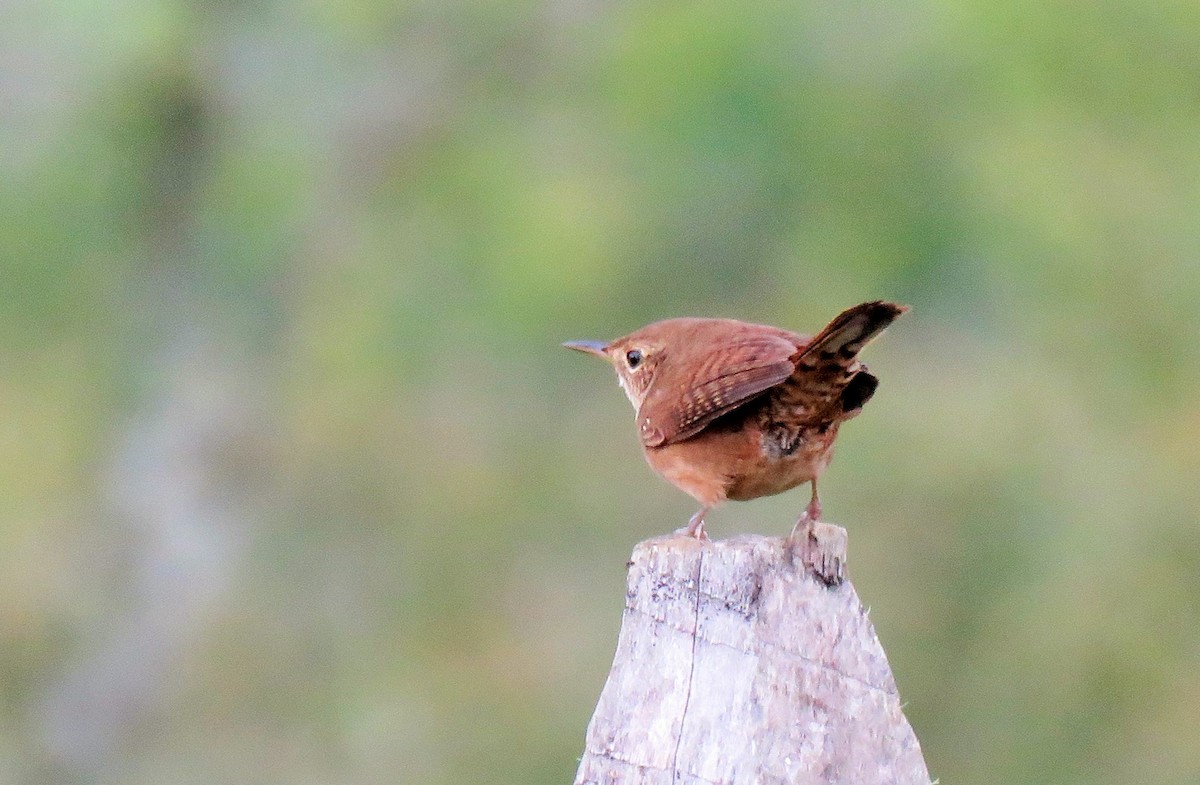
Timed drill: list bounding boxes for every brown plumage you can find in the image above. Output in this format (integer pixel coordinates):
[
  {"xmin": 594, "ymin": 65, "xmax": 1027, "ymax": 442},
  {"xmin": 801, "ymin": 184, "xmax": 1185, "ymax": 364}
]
[{"xmin": 565, "ymin": 301, "xmax": 907, "ymax": 565}]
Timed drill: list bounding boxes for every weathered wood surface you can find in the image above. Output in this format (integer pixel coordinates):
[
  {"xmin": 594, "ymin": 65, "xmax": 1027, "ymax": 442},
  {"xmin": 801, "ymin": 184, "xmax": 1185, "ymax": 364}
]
[{"xmin": 574, "ymin": 532, "xmax": 931, "ymax": 785}]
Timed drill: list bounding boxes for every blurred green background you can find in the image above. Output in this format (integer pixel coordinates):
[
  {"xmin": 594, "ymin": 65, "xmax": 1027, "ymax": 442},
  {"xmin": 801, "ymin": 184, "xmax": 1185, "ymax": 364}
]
[{"xmin": 3, "ymin": 1, "xmax": 1199, "ymax": 783}]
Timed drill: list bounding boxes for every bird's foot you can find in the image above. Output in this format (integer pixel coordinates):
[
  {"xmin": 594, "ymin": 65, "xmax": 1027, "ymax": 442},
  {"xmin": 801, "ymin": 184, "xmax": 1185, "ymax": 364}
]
[
  {"xmin": 675, "ymin": 508, "xmax": 711, "ymax": 542},
  {"xmin": 787, "ymin": 513, "xmax": 847, "ymax": 587}
]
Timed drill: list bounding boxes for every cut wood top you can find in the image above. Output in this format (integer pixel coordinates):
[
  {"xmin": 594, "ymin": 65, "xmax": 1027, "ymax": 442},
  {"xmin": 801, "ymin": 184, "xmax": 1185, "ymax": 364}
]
[{"xmin": 575, "ymin": 532, "xmax": 931, "ymax": 785}]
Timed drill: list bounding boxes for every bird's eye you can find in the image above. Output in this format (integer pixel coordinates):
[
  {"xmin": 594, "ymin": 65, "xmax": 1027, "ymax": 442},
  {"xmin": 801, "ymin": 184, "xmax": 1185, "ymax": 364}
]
[{"xmin": 625, "ymin": 349, "xmax": 643, "ymax": 369}]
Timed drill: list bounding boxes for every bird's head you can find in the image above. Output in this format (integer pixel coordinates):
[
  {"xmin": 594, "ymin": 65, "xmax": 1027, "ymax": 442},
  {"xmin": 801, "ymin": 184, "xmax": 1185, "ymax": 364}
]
[{"xmin": 562, "ymin": 328, "xmax": 668, "ymax": 412}]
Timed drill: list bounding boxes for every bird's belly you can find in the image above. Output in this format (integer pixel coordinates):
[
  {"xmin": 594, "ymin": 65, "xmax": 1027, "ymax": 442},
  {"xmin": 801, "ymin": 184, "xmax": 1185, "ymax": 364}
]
[
  {"xmin": 724, "ymin": 448, "xmax": 822, "ymax": 501},
  {"xmin": 644, "ymin": 425, "xmax": 836, "ymax": 505}
]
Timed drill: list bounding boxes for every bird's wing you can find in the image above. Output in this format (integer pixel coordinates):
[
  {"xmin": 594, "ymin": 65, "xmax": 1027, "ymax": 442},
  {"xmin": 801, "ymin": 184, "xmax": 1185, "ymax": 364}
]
[{"xmin": 637, "ymin": 334, "xmax": 797, "ymax": 447}]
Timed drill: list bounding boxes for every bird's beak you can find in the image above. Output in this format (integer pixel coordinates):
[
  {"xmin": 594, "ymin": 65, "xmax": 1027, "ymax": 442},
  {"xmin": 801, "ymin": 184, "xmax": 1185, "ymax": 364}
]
[{"xmin": 562, "ymin": 340, "xmax": 608, "ymax": 358}]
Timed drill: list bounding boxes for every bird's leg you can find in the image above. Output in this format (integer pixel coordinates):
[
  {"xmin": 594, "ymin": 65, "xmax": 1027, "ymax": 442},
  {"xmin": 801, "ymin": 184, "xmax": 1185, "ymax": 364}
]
[
  {"xmin": 804, "ymin": 481, "xmax": 822, "ymax": 524},
  {"xmin": 787, "ymin": 481, "xmax": 846, "ymax": 586},
  {"xmin": 788, "ymin": 481, "xmax": 823, "ymax": 535},
  {"xmin": 676, "ymin": 506, "xmax": 711, "ymax": 541}
]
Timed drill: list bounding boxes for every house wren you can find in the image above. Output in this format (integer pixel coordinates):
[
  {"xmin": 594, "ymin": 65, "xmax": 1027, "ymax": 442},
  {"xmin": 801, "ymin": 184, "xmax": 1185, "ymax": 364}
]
[{"xmin": 565, "ymin": 300, "xmax": 907, "ymax": 584}]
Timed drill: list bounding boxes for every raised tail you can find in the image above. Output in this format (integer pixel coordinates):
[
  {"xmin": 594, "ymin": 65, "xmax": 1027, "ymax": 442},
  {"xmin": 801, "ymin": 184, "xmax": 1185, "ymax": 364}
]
[
  {"xmin": 788, "ymin": 300, "xmax": 908, "ymax": 420},
  {"xmin": 797, "ymin": 301, "xmax": 908, "ymax": 366}
]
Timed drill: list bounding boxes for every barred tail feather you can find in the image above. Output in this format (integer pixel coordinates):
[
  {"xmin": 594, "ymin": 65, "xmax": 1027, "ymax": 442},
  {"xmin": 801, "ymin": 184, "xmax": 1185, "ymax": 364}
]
[
  {"xmin": 786, "ymin": 301, "xmax": 907, "ymax": 420},
  {"xmin": 797, "ymin": 301, "xmax": 908, "ymax": 368}
]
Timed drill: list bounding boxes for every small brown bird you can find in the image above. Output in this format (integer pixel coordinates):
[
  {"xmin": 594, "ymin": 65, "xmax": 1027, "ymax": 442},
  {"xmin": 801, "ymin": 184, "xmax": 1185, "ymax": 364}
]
[{"xmin": 565, "ymin": 300, "xmax": 907, "ymax": 583}]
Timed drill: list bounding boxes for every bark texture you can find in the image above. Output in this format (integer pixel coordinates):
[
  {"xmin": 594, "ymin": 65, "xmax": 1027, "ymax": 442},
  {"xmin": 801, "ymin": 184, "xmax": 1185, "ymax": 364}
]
[{"xmin": 573, "ymin": 533, "xmax": 931, "ymax": 785}]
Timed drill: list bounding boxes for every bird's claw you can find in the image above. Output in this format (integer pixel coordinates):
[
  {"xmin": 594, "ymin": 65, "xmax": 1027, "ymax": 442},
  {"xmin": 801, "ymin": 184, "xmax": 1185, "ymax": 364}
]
[
  {"xmin": 674, "ymin": 525, "xmax": 710, "ymax": 542},
  {"xmin": 676, "ymin": 509, "xmax": 711, "ymax": 541}
]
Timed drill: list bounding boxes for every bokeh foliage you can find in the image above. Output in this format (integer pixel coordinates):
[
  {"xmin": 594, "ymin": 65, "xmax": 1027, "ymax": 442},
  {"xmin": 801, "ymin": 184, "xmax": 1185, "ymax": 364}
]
[{"xmin": 3, "ymin": 1, "xmax": 1199, "ymax": 783}]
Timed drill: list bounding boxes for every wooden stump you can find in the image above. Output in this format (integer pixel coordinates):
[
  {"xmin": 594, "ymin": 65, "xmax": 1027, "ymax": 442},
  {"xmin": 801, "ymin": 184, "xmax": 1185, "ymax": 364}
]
[{"xmin": 573, "ymin": 532, "xmax": 931, "ymax": 785}]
